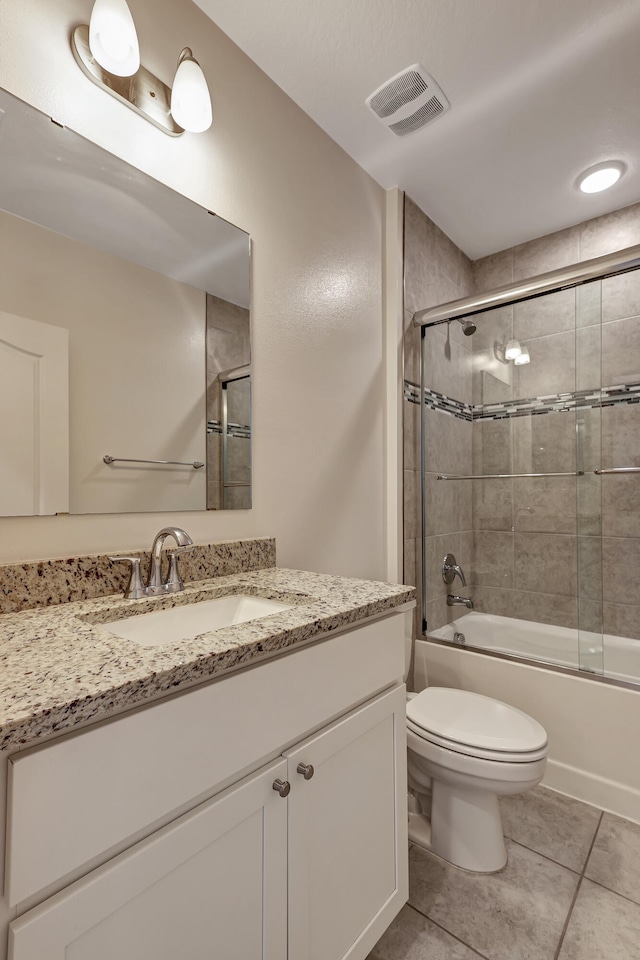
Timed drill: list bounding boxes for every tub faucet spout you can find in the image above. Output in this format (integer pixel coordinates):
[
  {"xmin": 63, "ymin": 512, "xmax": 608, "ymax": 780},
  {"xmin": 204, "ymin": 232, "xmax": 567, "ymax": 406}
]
[{"xmin": 447, "ymin": 594, "xmax": 474, "ymax": 610}]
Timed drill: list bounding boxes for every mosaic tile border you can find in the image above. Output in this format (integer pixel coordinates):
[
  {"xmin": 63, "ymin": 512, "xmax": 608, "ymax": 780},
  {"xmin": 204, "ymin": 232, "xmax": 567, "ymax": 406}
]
[
  {"xmin": 405, "ymin": 380, "xmax": 640, "ymax": 422},
  {"xmin": 207, "ymin": 419, "xmax": 251, "ymax": 439}
]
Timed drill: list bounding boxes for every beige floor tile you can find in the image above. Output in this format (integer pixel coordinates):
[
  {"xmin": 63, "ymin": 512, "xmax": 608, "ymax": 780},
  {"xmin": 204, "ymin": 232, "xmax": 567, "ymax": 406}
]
[
  {"xmin": 585, "ymin": 813, "xmax": 640, "ymax": 905},
  {"xmin": 367, "ymin": 905, "xmax": 485, "ymax": 960},
  {"xmin": 557, "ymin": 878, "xmax": 640, "ymax": 960},
  {"xmin": 408, "ymin": 839, "xmax": 578, "ymax": 960},
  {"xmin": 500, "ymin": 786, "xmax": 601, "ymax": 872}
]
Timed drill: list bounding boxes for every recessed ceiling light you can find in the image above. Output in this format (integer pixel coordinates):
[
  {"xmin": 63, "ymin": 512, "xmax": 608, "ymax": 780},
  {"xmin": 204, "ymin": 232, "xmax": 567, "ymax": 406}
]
[{"xmin": 577, "ymin": 161, "xmax": 626, "ymax": 194}]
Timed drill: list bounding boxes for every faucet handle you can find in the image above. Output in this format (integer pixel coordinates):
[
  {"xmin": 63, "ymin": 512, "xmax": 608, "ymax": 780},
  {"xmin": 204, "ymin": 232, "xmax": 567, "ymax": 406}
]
[
  {"xmin": 165, "ymin": 551, "xmax": 188, "ymax": 593},
  {"xmin": 442, "ymin": 553, "xmax": 466, "ymax": 587},
  {"xmin": 109, "ymin": 556, "xmax": 146, "ymax": 600}
]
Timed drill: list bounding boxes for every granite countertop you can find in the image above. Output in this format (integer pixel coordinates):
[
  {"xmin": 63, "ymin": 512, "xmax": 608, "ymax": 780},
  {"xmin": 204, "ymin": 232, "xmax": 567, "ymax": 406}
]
[{"xmin": 0, "ymin": 567, "xmax": 414, "ymax": 752}]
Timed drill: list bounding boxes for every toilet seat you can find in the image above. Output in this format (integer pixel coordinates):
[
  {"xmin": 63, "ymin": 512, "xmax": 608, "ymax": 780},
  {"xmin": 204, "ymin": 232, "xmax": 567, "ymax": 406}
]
[
  {"xmin": 407, "ymin": 719, "xmax": 548, "ymax": 763},
  {"xmin": 407, "ymin": 687, "xmax": 548, "ymax": 763}
]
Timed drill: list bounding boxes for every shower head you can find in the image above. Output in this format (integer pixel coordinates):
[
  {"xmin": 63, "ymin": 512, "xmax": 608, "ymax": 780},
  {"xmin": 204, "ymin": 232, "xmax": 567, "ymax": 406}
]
[{"xmin": 457, "ymin": 318, "xmax": 476, "ymax": 336}]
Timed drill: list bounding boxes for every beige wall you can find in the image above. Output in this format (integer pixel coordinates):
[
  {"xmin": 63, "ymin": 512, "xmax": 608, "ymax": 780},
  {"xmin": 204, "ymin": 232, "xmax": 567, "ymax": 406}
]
[
  {"xmin": 0, "ymin": 211, "xmax": 207, "ymax": 514},
  {"xmin": 0, "ymin": 0, "xmax": 386, "ymax": 578}
]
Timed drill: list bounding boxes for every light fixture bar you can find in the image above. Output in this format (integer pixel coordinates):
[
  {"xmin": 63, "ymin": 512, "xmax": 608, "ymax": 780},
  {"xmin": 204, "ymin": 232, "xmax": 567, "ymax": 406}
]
[{"xmin": 71, "ymin": 24, "xmax": 184, "ymax": 136}]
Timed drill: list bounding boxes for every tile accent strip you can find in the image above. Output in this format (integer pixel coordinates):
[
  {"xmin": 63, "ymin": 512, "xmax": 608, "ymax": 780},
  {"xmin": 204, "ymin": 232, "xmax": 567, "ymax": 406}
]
[
  {"xmin": 405, "ymin": 380, "xmax": 640, "ymax": 422},
  {"xmin": 207, "ymin": 419, "xmax": 251, "ymax": 439},
  {"xmin": 0, "ymin": 538, "xmax": 276, "ymax": 615}
]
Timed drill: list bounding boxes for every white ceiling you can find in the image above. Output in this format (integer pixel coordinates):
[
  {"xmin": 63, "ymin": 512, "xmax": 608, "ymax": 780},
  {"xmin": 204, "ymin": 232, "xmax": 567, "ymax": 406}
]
[{"xmin": 195, "ymin": 0, "xmax": 640, "ymax": 260}]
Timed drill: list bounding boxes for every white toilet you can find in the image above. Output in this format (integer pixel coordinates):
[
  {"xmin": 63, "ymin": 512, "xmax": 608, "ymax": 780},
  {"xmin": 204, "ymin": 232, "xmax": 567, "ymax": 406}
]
[{"xmin": 406, "ymin": 686, "xmax": 548, "ymax": 873}]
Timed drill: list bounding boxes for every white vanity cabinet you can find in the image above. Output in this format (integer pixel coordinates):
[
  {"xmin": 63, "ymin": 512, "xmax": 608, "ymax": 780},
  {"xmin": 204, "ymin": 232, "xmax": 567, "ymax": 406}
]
[
  {"xmin": 8, "ymin": 759, "xmax": 290, "ymax": 960},
  {"xmin": 4, "ymin": 612, "xmax": 408, "ymax": 960},
  {"xmin": 285, "ymin": 686, "xmax": 406, "ymax": 960}
]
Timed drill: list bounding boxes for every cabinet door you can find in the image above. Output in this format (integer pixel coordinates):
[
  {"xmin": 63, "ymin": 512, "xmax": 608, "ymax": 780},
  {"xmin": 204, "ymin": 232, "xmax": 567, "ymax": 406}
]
[
  {"xmin": 9, "ymin": 759, "xmax": 288, "ymax": 960},
  {"xmin": 285, "ymin": 685, "xmax": 408, "ymax": 960}
]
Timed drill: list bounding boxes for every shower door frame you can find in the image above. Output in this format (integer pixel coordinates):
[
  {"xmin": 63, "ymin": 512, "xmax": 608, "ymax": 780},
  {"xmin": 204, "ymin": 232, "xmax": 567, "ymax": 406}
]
[{"xmin": 415, "ymin": 243, "xmax": 640, "ymax": 687}]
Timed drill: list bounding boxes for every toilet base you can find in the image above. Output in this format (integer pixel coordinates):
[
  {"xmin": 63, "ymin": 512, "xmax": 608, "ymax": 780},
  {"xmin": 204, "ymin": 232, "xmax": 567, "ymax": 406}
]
[
  {"xmin": 407, "ymin": 810, "xmax": 432, "ymax": 850},
  {"xmin": 409, "ymin": 810, "xmax": 508, "ymax": 874},
  {"xmin": 432, "ymin": 781, "xmax": 507, "ymax": 872}
]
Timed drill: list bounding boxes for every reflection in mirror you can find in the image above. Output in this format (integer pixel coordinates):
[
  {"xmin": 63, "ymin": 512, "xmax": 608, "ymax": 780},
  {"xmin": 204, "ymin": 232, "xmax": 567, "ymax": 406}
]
[
  {"xmin": 0, "ymin": 87, "xmax": 251, "ymax": 515},
  {"xmin": 206, "ymin": 297, "xmax": 251, "ymax": 509}
]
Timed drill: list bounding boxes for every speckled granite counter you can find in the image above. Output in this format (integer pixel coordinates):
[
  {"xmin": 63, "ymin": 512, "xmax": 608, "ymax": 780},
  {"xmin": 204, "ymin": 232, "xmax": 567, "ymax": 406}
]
[{"xmin": 0, "ymin": 568, "xmax": 414, "ymax": 752}]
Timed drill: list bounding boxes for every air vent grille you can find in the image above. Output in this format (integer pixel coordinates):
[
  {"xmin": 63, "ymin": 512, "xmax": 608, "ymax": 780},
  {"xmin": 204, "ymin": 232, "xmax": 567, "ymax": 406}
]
[
  {"xmin": 365, "ymin": 64, "xmax": 449, "ymax": 137},
  {"xmin": 389, "ymin": 96, "xmax": 445, "ymax": 136},
  {"xmin": 369, "ymin": 70, "xmax": 427, "ymax": 119}
]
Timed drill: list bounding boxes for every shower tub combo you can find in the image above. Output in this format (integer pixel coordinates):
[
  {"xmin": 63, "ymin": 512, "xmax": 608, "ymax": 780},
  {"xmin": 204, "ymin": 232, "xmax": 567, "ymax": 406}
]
[
  {"xmin": 412, "ymin": 241, "xmax": 640, "ymax": 823},
  {"xmin": 431, "ymin": 612, "xmax": 640, "ymax": 687}
]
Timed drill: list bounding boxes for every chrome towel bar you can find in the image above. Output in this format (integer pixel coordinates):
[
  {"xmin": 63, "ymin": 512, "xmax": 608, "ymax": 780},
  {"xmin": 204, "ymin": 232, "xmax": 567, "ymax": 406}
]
[
  {"xmin": 103, "ymin": 455, "xmax": 204, "ymax": 469},
  {"xmin": 436, "ymin": 471, "xmax": 584, "ymax": 480},
  {"xmin": 437, "ymin": 468, "xmax": 640, "ymax": 480}
]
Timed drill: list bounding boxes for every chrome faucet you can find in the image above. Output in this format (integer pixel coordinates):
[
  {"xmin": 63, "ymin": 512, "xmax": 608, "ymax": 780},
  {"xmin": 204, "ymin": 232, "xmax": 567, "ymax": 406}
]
[
  {"xmin": 147, "ymin": 527, "xmax": 195, "ymax": 595},
  {"xmin": 442, "ymin": 553, "xmax": 467, "ymax": 587},
  {"xmin": 447, "ymin": 594, "xmax": 474, "ymax": 610},
  {"xmin": 110, "ymin": 526, "xmax": 194, "ymax": 599}
]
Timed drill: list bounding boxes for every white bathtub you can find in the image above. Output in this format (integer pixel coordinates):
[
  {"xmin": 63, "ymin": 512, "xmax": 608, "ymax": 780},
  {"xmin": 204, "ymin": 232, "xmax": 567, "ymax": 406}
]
[
  {"xmin": 414, "ymin": 628, "xmax": 640, "ymax": 823},
  {"xmin": 429, "ymin": 611, "xmax": 640, "ymax": 687}
]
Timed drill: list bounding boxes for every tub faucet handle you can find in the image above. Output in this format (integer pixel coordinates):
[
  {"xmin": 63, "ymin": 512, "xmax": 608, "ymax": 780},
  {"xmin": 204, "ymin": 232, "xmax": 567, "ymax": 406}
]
[{"xmin": 442, "ymin": 553, "xmax": 466, "ymax": 587}]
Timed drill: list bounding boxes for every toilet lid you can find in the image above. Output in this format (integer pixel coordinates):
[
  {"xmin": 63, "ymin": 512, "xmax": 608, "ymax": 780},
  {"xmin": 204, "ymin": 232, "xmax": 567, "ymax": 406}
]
[{"xmin": 406, "ymin": 687, "xmax": 547, "ymax": 754}]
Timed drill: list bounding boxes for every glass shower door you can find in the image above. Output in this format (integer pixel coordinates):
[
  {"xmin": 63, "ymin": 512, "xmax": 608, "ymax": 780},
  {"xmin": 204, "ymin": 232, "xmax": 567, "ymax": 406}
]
[
  {"xmin": 595, "ymin": 268, "xmax": 640, "ymax": 686},
  {"xmin": 575, "ymin": 280, "xmax": 604, "ymax": 677}
]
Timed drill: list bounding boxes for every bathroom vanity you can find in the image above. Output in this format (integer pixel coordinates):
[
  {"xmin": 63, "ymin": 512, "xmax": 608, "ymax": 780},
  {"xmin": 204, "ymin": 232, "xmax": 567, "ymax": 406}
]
[{"xmin": 0, "ymin": 566, "xmax": 413, "ymax": 960}]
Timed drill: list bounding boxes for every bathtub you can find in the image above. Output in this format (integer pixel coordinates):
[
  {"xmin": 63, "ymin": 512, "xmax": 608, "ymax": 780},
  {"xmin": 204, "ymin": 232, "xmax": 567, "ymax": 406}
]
[
  {"xmin": 415, "ymin": 615, "xmax": 640, "ymax": 823},
  {"xmin": 429, "ymin": 611, "xmax": 640, "ymax": 687}
]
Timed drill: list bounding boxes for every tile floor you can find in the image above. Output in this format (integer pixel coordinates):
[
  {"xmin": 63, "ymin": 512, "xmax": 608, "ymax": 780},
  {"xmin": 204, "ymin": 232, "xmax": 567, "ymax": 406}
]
[{"xmin": 368, "ymin": 786, "xmax": 640, "ymax": 960}]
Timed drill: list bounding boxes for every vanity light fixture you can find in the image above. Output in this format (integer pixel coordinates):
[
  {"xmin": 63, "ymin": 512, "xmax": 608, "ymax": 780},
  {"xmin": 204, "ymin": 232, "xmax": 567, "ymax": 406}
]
[
  {"xmin": 170, "ymin": 48, "xmax": 213, "ymax": 134},
  {"xmin": 577, "ymin": 161, "xmax": 626, "ymax": 194},
  {"xmin": 504, "ymin": 339, "xmax": 522, "ymax": 361},
  {"xmin": 495, "ymin": 339, "xmax": 530, "ymax": 366},
  {"xmin": 71, "ymin": 0, "xmax": 212, "ymax": 136},
  {"xmin": 88, "ymin": 0, "xmax": 140, "ymax": 77}
]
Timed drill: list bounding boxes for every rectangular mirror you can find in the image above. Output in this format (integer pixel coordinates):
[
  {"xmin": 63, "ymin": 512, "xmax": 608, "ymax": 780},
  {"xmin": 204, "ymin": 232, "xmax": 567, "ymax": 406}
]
[{"xmin": 0, "ymin": 88, "xmax": 251, "ymax": 516}]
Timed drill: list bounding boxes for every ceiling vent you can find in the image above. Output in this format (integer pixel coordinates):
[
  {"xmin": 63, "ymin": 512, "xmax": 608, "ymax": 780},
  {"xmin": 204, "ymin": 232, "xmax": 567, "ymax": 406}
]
[{"xmin": 366, "ymin": 64, "xmax": 449, "ymax": 137}]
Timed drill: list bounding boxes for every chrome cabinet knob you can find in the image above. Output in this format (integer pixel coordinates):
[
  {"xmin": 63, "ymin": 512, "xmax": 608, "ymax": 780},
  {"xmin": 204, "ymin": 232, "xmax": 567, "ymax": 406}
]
[
  {"xmin": 272, "ymin": 779, "xmax": 291, "ymax": 798},
  {"xmin": 296, "ymin": 762, "xmax": 314, "ymax": 780}
]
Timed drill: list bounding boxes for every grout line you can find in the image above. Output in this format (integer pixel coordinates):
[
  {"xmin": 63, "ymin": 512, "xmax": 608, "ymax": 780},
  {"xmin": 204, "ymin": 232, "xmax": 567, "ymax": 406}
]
[
  {"xmin": 406, "ymin": 903, "xmax": 492, "ymax": 960},
  {"xmin": 553, "ymin": 810, "xmax": 604, "ymax": 960},
  {"xmin": 506, "ymin": 837, "xmax": 582, "ymax": 875},
  {"xmin": 583, "ymin": 876, "xmax": 640, "ymax": 910}
]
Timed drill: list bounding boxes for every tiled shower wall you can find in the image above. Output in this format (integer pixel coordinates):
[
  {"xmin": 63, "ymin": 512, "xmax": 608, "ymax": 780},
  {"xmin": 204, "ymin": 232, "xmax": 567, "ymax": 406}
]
[
  {"xmin": 403, "ymin": 197, "xmax": 474, "ymax": 635},
  {"xmin": 404, "ymin": 197, "xmax": 640, "ymax": 641}
]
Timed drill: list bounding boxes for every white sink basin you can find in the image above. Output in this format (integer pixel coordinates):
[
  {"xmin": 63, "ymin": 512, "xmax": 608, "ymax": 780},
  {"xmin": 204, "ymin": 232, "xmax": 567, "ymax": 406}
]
[{"xmin": 103, "ymin": 595, "xmax": 294, "ymax": 646}]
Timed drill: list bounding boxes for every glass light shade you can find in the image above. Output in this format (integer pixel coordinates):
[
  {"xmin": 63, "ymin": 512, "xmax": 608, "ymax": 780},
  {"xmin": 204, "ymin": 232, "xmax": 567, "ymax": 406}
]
[
  {"xmin": 577, "ymin": 161, "xmax": 626, "ymax": 194},
  {"xmin": 504, "ymin": 339, "xmax": 522, "ymax": 361},
  {"xmin": 89, "ymin": 0, "xmax": 140, "ymax": 77},
  {"xmin": 514, "ymin": 346, "xmax": 530, "ymax": 365},
  {"xmin": 171, "ymin": 54, "xmax": 212, "ymax": 133}
]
